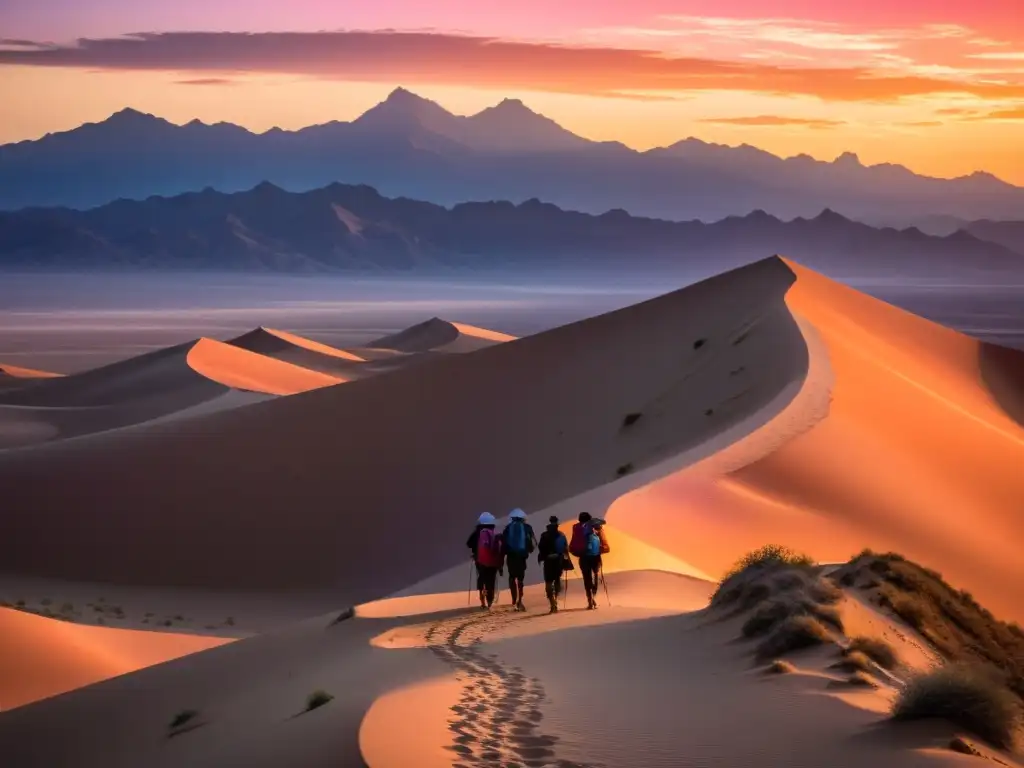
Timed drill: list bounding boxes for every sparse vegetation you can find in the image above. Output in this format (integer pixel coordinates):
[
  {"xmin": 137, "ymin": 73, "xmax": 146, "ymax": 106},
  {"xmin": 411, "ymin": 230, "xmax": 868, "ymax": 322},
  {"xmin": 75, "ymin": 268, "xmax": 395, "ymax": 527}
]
[
  {"xmin": 832, "ymin": 551, "xmax": 1024, "ymax": 702},
  {"xmin": 892, "ymin": 665, "xmax": 1020, "ymax": 750},
  {"xmin": 830, "ymin": 651, "xmax": 875, "ymax": 675},
  {"xmin": 742, "ymin": 597, "xmax": 843, "ymax": 638},
  {"xmin": 16, "ymin": 599, "xmax": 25, "ymax": 607},
  {"xmin": 169, "ymin": 709, "xmax": 199, "ymax": 730},
  {"xmin": 622, "ymin": 412, "xmax": 642, "ymax": 428},
  {"xmin": 766, "ymin": 659, "xmax": 796, "ymax": 675},
  {"xmin": 60, "ymin": 602, "xmax": 74, "ymax": 614},
  {"xmin": 615, "ymin": 463, "xmax": 634, "ymax": 478},
  {"xmin": 755, "ymin": 615, "xmax": 834, "ymax": 661},
  {"xmin": 712, "ymin": 545, "xmax": 816, "ymax": 606},
  {"xmin": 306, "ymin": 690, "xmax": 334, "ymax": 711},
  {"xmin": 846, "ymin": 636, "xmax": 898, "ymax": 670},
  {"xmin": 846, "ymin": 671, "xmax": 878, "ymax": 688},
  {"xmin": 225, "ymin": 616, "xmax": 236, "ymax": 627},
  {"xmin": 693, "ymin": 338, "xmax": 707, "ymax": 350}
]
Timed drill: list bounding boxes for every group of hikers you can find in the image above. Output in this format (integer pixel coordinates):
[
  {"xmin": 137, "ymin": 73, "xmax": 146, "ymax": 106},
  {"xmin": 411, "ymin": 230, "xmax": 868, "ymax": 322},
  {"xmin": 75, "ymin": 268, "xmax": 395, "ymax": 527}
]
[{"xmin": 466, "ymin": 509, "xmax": 610, "ymax": 613}]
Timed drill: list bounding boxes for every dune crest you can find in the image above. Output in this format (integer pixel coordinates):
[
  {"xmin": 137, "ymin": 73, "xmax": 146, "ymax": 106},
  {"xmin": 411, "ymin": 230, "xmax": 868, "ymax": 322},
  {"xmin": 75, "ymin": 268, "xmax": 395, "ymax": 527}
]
[
  {"xmin": 609, "ymin": 259, "xmax": 1024, "ymax": 622},
  {"xmin": 0, "ymin": 257, "xmax": 807, "ymax": 605},
  {"xmin": 0, "ymin": 363, "xmax": 62, "ymax": 380},
  {"xmin": 369, "ymin": 317, "xmax": 517, "ymax": 354},
  {"xmin": 227, "ymin": 327, "xmax": 366, "ymax": 378},
  {"xmin": 185, "ymin": 337, "xmax": 342, "ymax": 395}
]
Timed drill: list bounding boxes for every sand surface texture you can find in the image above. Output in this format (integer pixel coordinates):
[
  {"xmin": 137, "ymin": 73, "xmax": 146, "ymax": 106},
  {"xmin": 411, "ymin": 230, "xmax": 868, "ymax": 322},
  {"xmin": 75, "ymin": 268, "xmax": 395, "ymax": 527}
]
[{"xmin": 2, "ymin": 257, "xmax": 1022, "ymax": 768}]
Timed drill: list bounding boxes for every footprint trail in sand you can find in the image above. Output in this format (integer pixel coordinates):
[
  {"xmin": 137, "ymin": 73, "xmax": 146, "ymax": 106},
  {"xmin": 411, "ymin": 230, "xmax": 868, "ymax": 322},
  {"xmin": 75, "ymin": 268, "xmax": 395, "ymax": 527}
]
[{"xmin": 425, "ymin": 609, "xmax": 600, "ymax": 768}]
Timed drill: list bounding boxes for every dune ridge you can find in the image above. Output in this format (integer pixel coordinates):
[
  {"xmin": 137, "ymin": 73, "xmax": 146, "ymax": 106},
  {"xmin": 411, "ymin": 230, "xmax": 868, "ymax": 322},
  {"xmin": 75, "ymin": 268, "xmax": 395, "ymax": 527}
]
[
  {"xmin": 0, "ymin": 363, "xmax": 62, "ymax": 380},
  {"xmin": 608, "ymin": 259, "xmax": 1024, "ymax": 622},
  {"xmin": 227, "ymin": 326, "xmax": 366, "ymax": 377},
  {"xmin": 0, "ymin": 257, "xmax": 808, "ymax": 606},
  {"xmin": 369, "ymin": 317, "xmax": 517, "ymax": 354}
]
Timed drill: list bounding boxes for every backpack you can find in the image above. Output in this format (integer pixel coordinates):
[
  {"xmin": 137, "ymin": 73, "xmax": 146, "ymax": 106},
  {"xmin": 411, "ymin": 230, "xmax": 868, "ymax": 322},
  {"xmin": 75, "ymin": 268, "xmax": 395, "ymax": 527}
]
[
  {"xmin": 569, "ymin": 522, "xmax": 589, "ymax": 557},
  {"xmin": 553, "ymin": 531, "xmax": 567, "ymax": 556},
  {"xmin": 476, "ymin": 528, "xmax": 502, "ymax": 567},
  {"xmin": 585, "ymin": 527, "xmax": 601, "ymax": 557},
  {"xmin": 504, "ymin": 520, "xmax": 528, "ymax": 557}
]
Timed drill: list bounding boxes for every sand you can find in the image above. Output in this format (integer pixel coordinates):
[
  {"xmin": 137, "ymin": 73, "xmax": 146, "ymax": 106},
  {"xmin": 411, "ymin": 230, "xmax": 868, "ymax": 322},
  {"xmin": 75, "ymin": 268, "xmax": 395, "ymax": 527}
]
[
  {"xmin": 227, "ymin": 327, "xmax": 366, "ymax": 377},
  {"xmin": 0, "ymin": 363, "xmax": 62, "ymax": 380},
  {"xmin": 0, "ymin": 607, "xmax": 230, "ymax": 712},
  {"xmin": 1, "ymin": 570, "xmax": 1014, "ymax": 768},
  {"xmin": 607, "ymin": 260, "xmax": 1024, "ymax": 622},
  {"xmin": 0, "ymin": 257, "xmax": 806, "ymax": 604},
  {"xmin": 3, "ymin": 257, "xmax": 1024, "ymax": 767}
]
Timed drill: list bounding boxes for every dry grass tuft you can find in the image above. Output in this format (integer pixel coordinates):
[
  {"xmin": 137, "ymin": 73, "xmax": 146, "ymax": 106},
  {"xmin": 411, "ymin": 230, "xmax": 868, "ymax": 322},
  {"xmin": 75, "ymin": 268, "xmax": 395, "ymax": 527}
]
[
  {"xmin": 755, "ymin": 615, "xmax": 834, "ymax": 661},
  {"xmin": 846, "ymin": 636, "xmax": 899, "ymax": 670},
  {"xmin": 892, "ymin": 665, "xmax": 1020, "ymax": 750},
  {"xmin": 766, "ymin": 659, "xmax": 796, "ymax": 675}
]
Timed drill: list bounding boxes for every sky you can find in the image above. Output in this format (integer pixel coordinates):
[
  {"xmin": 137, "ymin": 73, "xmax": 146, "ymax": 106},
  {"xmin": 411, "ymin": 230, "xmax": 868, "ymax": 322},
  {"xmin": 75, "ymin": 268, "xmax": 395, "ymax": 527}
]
[{"xmin": 2, "ymin": 0, "xmax": 1024, "ymax": 183}]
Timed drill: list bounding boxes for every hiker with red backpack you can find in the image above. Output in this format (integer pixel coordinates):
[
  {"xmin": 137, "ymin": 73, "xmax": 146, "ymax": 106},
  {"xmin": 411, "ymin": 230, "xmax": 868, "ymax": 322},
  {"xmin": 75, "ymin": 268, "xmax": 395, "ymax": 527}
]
[
  {"xmin": 466, "ymin": 512, "xmax": 503, "ymax": 609},
  {"xmin": 537, "ymin": 515, "xmax": 572, "ymax": 613},
  {"xmin": 501, "ymin": 508, "xmax": 537, "ymax": 612},
  {"xmin": 569, "ymin": 512, "xmax": 610, "ymax": 610}
]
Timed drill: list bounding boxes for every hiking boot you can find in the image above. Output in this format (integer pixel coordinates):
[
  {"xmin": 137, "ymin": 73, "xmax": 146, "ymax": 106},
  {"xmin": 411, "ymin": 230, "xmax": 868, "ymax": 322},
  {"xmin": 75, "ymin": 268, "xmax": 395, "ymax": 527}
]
[
  {"xmin": 479, "ymin": 592, "xmax": 487, "ymax": 609},
  {"xmin": 516, "ymin": 601, "xmax": 526, "ymax": 612}
]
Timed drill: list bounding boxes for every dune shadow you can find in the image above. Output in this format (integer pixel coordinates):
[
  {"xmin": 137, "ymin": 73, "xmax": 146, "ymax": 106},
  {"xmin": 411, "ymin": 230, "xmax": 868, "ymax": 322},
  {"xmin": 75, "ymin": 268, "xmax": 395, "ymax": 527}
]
[{"xmin": 979, "ymin": 342, "xmax": 1024, "ymax": 429}]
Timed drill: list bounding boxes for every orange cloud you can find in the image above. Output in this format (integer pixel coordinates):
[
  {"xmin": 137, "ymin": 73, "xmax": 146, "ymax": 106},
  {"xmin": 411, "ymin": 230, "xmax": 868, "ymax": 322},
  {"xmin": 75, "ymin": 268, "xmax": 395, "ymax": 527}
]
[
  {"xmin": 4, "ymin": 31, "xmax": 1024, "ymax": 103},
  {"xmin": 699, "ymin": 115, "xmax": 844, "ymax": 128}
]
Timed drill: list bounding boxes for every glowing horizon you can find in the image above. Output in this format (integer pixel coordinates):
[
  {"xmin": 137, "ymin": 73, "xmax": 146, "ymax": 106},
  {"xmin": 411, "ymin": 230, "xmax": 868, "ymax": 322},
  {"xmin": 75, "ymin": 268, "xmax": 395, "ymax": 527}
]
[{"xmin": 2, "ymin": 1, "xmax": 1024, "ymax": 184}]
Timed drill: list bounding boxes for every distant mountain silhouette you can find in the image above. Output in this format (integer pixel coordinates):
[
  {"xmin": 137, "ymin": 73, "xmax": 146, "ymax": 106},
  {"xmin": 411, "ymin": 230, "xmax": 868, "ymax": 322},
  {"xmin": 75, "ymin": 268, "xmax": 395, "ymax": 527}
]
[
  {"xmin": 1, "ymin": 182, "xmax": 1018, "ymax": 278},
  {"xmin": 2, "ymin": 88, "xmax": 1022, "ymax": 225}
]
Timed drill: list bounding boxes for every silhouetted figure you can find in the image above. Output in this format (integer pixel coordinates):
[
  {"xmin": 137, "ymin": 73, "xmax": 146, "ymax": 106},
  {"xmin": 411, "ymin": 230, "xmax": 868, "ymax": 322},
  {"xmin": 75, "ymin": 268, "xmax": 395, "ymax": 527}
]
[
  {"xmin": 569, "ymin": 512, "xmax": 610, "ymax": 609},
  {"xmin": 501, "ymin": 508, "xmax": 537, "ymax": 611},
  {"xmin": 467, "ymin": 512, "xmax": 502, "ymax": 608},
  {"xmin": 537, "ymin": 515, "xmax": 571, "ymax": 613}
]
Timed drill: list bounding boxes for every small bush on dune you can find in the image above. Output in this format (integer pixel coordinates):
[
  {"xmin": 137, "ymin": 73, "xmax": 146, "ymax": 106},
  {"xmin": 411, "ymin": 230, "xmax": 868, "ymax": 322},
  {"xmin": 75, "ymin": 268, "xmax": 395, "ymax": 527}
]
[
  {"xmin": 742, "ymin": 598, "xmax": 844, "ymax": 639},
  {"xmin": 305, "ymin": 690, "xmax": 334, "ymax": 712},
  {"xmin": 847, "ymin": 636, "xmax": 899, "ymax": 670},
  {"xmin": 755, "ymin": 615, "xmax": 834, "ymax": 661},
  {"xmin": 169, "ymin": 709, "xmax": 199, "ymax": 730},
  {"xmin": 892, "ymin": 665, "xmax": 1020, "ymax": 750},
  {"xmin": 830, "ymin": 651, "xmax": 875, "ymax": 674},
  {"xmin": 766, "ymin": 659, "xmax": 796, "ymax": 675},
  {"xmin": 712, "ymin": 545, "xmax": 815, "ymax": 607},
  {"xmin": 846, "ymin": 671, "xmax": 879, "ymax": 688}
]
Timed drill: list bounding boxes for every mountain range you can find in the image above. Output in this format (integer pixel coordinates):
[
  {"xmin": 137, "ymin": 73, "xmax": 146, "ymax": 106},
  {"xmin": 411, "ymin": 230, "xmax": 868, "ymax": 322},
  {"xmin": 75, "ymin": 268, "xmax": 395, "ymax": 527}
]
[
  {"xmin": 2, "ymin": 88, "xmax": 1023, "ymax": 228},
  {"xmin": 1, "ymin": 181, "xmax": 1019, "ymax": 278}
]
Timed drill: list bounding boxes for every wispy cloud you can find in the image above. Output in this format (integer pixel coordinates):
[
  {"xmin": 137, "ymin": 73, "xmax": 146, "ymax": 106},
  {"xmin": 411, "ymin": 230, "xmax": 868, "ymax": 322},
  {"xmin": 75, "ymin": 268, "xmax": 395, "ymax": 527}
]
[
  {"xmin": 175, "ymin": 77, "xmax": 236, "ymax": 86},
  {"xmin": 699, "ymin": 115, "xmax": 844, "ymax": 128},
  {"xmin": 967, "ymin": 51, "xmax": 1024, "ymax": 61},
  {"xmin": 4, "ymin": 30, "xmax": 1024, "ymax": 104}
]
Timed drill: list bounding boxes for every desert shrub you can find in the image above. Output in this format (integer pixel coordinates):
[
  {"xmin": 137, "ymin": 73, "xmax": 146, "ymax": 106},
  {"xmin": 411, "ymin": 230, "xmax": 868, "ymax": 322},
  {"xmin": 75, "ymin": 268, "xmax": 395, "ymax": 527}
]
[
  {"xmin": 712, "ymin": 545, "xmax": 815, "ymax": 606},
  {"xmin": 169, "ymin": 709, "xmax": 198, "ymax": 729},
  {"xmin": 766, "ymin": 659, "xmax": 796, "ymax": 675},
  {"xmin": 892, "ymin": 665, "xmax": 1019, "ymax": 750},
  {"xmin": 831, "ymin": 651, "xmax": 875, "ymax": 674},
  {"xmin": 755, "ymin": 615, "xmax": 833, "ymax": 661},
  {"xmin": 743, "ymin": 598, "xmax": 843, "ymax": 638},
  {"xmin": 306, "ymin": 690, "xmax": 334, "ymax": 711},
  {"xmin": 847, "ymin": 636, "xmax": 899, "ymax": 670},
  {"xmin": 846, "ymin": 671, "xmax": 878, "ymax": 688}
]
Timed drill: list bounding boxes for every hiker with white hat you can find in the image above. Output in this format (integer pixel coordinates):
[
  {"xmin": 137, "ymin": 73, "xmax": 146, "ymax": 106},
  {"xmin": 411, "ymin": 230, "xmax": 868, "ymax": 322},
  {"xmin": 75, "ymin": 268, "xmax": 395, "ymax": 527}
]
[
  {"xmin": 466, "ymin": 512, "xmax": 502, "ymax": 609},
  {"xmin": 501, "ymin": 508, "xmax": 537, "ymax": 612}
]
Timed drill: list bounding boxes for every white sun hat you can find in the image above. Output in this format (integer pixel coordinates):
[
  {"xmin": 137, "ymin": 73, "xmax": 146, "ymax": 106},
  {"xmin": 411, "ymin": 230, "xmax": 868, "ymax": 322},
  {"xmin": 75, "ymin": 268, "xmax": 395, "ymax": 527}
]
[
  {"xmin": 478, "ymin": 512, "xmax": 496, "ymax": 525},
  {"xmin": 509, "ymin": 508, "xmax": 526, "ymax": 520}
]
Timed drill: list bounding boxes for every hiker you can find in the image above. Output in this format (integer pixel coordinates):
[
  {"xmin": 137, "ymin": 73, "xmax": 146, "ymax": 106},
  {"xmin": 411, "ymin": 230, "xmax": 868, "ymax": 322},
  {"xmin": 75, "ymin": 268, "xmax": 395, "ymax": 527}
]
[
  {"xmin": 466, "ymin": 512, "xmax": 503, "ymax": 609},
  {"xmin": 536, "ymin": 515, "xmax": 571, "ymax": 613},
  {"xmin": 569, "ymin": 512, "xmax": 610, "ymax": 610},
  {"xmin": 501, "ymin": 508, "xmax": 537, "ymax": 612}
]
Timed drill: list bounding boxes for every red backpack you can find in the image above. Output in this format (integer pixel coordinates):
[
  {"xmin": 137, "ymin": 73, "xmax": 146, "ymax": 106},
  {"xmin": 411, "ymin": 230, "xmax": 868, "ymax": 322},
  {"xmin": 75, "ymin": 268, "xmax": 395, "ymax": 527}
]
[
  {"xmin": 476, "ymin": 528, "xmax": 503, "ymax": 567},
  {"xmin": 569, "ymin": 522, "xmax": 587, "ymax": 557}
]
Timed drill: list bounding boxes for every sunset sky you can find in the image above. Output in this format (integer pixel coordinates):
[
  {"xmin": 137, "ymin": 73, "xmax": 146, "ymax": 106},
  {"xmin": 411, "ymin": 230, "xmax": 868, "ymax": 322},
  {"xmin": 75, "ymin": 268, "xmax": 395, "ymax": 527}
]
[{"xmin": 2, "ymin": 0, "xmax": 1024, "ymax": 183}]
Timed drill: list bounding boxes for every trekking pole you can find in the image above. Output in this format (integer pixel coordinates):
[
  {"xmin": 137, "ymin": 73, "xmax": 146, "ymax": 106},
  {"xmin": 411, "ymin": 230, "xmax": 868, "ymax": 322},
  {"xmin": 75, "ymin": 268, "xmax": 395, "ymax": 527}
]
[
  {"xmin": 468, "ymin": 560, "xmax": 475, "ymax": 607},
  {"xmin": 600, "ymin": 566, "xmax": 611, "ymax": 607},
  {"xmin": 562, "ymin": 570, "xmax": 569, "ymax": 610}
]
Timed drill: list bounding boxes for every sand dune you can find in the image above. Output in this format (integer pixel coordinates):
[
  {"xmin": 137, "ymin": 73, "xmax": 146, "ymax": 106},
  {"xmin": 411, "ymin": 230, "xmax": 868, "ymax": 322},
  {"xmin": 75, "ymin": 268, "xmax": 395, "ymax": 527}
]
[
  {"xmin": 0, "ymin": 257, "xmax": 807, "ymax": 607},
  {"xmin": 0, "ymin": 606, "xmax": 230, "ymax": 712},
  {"xmin": 1, "ymin": 570, "xmax": 1010, "ymax": 768},
  {"xmin": 0, "ymin": 363, "xmax": 62, "ymax": 380},
  {"xmin": 607, "ymin": 260, "xmax": 1024, "ymax": 622},
  {"xmin": 369, "ymin": 317, "xmax": 517, "ymax": 354},
  {"xmin": 228, "ymin": 327, "xmax": 366, "ymax": 377},
  {"xmin": 0, "ymin": 338, "xmax": 338, "ymax": 449}
]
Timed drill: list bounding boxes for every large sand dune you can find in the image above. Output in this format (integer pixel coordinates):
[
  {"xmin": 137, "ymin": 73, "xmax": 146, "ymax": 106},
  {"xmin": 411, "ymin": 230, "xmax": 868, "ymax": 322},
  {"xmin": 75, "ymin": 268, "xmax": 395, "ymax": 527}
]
[
  {"xmin": 228, "ymin": 327, "xmax": 366, "ymax": 377},
  {"xmin": 607, "ymin": 260, "xmax": 1024, "ymax": 622},
  {"xmin": 0, "ymin": 338, "xmax": 339, "ymax": 449},
  {"xmin": 0, "ymin": 257, "xmax": 807, "ymax": 607}
]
